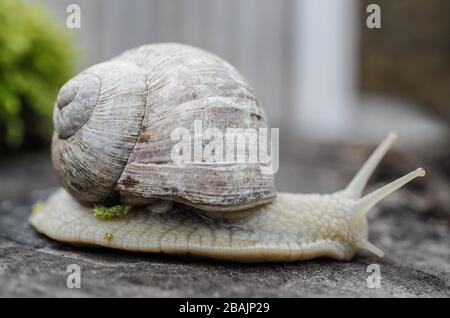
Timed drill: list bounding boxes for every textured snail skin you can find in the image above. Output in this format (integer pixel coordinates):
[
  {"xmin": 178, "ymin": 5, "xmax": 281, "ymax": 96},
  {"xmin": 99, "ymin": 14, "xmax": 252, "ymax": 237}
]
[
  {"xmin": 30, "ymin": 133, "xmax": 425, "ymax": 262},
  {"xmin": 30, "ymin": 190, "xmax": 362, "ymax": 262}
]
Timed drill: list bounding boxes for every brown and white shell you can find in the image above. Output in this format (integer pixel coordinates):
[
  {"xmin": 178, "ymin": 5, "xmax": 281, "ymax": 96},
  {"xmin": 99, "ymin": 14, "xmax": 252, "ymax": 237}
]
[{"xmin": 52, "ymin": 43, "xmax": 276, "ymax": 211}]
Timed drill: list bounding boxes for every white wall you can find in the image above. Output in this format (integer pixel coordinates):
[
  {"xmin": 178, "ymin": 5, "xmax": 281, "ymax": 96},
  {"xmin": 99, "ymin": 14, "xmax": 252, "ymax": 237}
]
[
  {"xmin": 32, "ymin": 0, "xmax": 360, "ymax": 140},
  {"xmin": 295, "ymin": 0, "xmax": 358, "ymax": 142}
]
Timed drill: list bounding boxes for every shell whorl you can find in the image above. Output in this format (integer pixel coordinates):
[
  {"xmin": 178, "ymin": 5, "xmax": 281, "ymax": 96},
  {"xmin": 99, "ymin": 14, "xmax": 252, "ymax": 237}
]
[
  {"xmin": 52, "ymin": 60, "xmax": 148, "ymax": 205},
  {"xmin": 53, "ymin": 73, "xmax": 101, "ymax": 139},
  {"xmin": 52, "ymin": 43, "xmax": 276, "ymax": 210}
]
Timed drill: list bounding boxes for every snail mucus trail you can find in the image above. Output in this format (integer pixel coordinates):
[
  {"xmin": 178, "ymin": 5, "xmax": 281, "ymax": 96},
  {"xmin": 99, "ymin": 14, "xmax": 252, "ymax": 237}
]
[{"xmin": 30, "ymin": 43, "xmax": 425, "ymax": 262}]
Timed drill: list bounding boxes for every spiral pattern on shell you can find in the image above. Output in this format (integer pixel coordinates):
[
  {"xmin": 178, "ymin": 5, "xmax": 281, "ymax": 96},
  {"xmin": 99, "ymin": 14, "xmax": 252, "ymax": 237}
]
[{"xmin": 52, "ymin": 43, "xmax": 276, "ymax": 211}]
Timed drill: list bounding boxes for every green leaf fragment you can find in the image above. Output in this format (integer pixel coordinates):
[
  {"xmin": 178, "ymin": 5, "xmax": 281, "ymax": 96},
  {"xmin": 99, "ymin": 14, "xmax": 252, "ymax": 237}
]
[{"xmin": 93, "ymin": 205, "xmax": 131, "ymax": 220}]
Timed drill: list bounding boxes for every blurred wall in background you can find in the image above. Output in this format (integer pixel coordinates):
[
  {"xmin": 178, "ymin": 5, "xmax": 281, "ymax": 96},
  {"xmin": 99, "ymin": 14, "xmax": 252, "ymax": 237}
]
[
  {"xmin": 360, "ymin": 0, "xmax": 450, "ymax": 120},
  {"xmin": 32, "ymin": 0, "xmax": 297, "ymax": 131},
  {"xmin": 29, "ymin": 0, "xmax": 449, "ymax": 146}
]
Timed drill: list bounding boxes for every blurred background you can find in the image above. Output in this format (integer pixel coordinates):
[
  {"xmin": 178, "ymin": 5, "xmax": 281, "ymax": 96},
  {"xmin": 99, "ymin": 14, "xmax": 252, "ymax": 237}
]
[
  {"xmin": 0, "ymin": 0, "xmax": 449, "ymax": 298},
  {"xmin": 1, "ymin": 0, "xmax": 448, "ymax": 149},
  {"xmin": 0, "ymin": 0, "xmax": 448, "ymax": 214}
]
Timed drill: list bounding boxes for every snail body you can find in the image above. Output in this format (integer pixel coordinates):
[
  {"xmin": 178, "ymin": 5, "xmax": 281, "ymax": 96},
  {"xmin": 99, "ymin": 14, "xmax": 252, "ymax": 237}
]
[{"xmin": 30, "ymin": 44, "xmax": 425, "ymax": 262}]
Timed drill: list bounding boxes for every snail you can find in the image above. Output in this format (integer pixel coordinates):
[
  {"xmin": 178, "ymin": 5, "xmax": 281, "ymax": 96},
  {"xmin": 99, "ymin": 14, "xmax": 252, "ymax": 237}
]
[{"xmin": 30, "ymin": 43, "xmax": 425, "ymax": 262}]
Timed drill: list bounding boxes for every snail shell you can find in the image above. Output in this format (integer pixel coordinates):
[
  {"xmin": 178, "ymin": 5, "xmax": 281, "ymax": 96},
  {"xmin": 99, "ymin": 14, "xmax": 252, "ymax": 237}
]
[{"xmin": 52, "ymin": 43, "xmax": 275, "ymax": 211}]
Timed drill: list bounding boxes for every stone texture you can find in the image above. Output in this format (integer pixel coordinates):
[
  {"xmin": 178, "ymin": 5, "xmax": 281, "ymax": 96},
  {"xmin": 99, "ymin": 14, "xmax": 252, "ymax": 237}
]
[{"xmin": 0, "ymin": 147, "xmax": 448, "ymax": 297}]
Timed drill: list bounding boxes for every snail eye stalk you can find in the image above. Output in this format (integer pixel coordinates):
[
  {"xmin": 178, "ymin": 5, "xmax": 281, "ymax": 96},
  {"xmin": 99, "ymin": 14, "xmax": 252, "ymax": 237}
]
[
  {"xmin": 351, "ymin": 168, "xmax": 426, "ymax": 222},
  {"xmin": 343, "ymin": 132, "xmax": 426, "ymax": 258},
  {"xmin": 350, "ymin": 168, "xmax": 425, "ymax": 258},
  {"xmin": 346, "ymin": 132, "xmax": 398, "ymax": 199}
]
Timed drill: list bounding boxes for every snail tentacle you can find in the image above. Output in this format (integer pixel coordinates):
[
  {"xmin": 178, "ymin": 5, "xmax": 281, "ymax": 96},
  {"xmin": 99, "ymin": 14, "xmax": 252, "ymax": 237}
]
[
  {"xmin": 350, "ymin": 167, "xmax": 426, "ymax": 222},
  {"xmin": 346, "ymin": 132, "xmax": 398, "ymax": 198},
  {"xmin": 356, "ymin": 240, "xmax": 385, "ymax": 258}
]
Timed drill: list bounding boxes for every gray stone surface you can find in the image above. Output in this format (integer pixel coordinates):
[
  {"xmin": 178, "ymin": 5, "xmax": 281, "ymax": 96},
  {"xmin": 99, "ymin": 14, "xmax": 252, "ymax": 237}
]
[{"xmin": 0, "ymin": 148, "xmax": 448, "ymax": 297}]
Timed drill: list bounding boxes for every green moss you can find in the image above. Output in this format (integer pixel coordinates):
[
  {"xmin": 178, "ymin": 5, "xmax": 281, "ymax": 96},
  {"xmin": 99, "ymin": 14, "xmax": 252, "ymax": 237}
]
[
  {"xmin": 0, "ymin": 0, "xmax": 74, "ymax": 148},
  {"xmin": 93, "ymin": 205, "xmax": 131, "ymax": 221}
]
